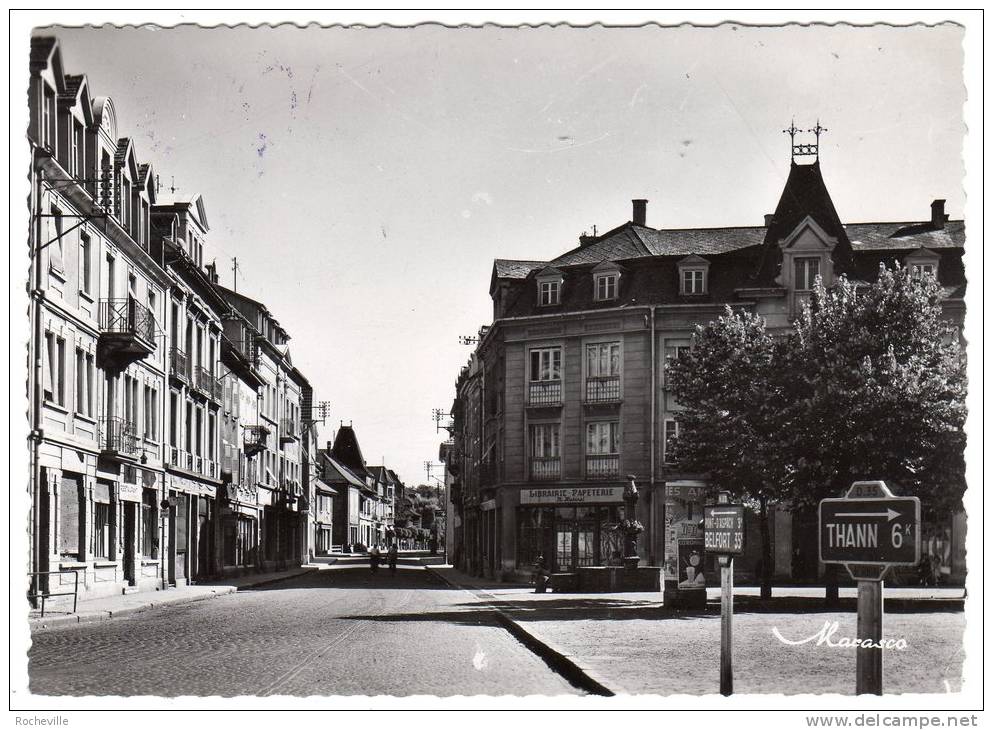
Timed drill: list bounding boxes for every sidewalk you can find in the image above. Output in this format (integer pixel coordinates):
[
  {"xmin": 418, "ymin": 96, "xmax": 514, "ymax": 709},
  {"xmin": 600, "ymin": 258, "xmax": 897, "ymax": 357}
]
[
  {"xmin": 427, "ymin": 565, "xmax": 967, "ymax": 696},
  {"xmin": 28, "ymin": 566, "xmax": 318, "ymax": 631}
]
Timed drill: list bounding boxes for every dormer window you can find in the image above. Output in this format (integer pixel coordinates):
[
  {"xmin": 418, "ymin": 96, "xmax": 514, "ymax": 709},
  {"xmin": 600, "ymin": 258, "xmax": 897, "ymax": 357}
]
[
  {"xmin": 540, "ymin": 280, "xmax": 559, "ymax": 305},
  {"xmin": 677, "ymin": 255, "xmax": 710, "ymax": 295},
  {"xmin": 682, "ymin": 269, "xmax": 705, "ymax": 294},
  {"xmin": 794, "ymin": 257, "xmax": 820, "ymax": 291},
  {"xmin": 535, "ymin": 267, "xmax": 564, "ymax": 307},
  {"xmin": 775, "ymin": 216, "xmax": 838, "ymax": 314},
  {"xmin": 591, "ymin": 261, "xmax": 622, "ymax": 302},
  {"xmin": 905, "ymin": 248, "xmax": 940, "ymax": 281},
  {"xmin": 596, "ymin": 273, "xmax": 618, "ymax": 301}
]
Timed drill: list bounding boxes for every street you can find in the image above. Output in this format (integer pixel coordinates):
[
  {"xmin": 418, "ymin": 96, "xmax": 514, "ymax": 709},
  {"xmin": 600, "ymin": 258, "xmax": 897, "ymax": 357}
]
[{"xmin": 28, "ymin": 563, "xmax": 582, "ymax": 697}]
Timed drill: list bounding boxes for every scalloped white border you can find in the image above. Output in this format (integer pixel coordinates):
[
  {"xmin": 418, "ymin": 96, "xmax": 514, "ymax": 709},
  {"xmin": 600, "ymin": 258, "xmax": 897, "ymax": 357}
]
[{"xmin": 7, "ymin": 8, "xmax": 984, "ymax": 721}]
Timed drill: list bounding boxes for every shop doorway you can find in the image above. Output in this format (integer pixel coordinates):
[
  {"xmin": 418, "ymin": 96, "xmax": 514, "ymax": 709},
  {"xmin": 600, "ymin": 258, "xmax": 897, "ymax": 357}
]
[
  {"xmin": 553, "ymin": 508, "xmax": 599, "ymax": 572},
  {"xmin": 123, "ymin": 504, "xmax": 136, "ymax": 585}
]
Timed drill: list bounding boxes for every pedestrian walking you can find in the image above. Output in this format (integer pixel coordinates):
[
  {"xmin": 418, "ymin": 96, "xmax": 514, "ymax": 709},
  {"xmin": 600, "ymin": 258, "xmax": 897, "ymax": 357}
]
[
  {"xmin": 388, "ymin": 543, "xmax": 398, "ymax": 575},
  {"xmin": 369, "ymin": 544, "xmax": 381, "ymax": 573}
]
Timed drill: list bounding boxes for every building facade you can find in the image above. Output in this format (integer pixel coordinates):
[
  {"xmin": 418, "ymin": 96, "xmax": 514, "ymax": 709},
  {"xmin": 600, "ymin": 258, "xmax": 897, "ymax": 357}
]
[
  {"xmin": 318, "ymin": 425, "xmax": 399, "ymax": 553},
  {"xmin": 216, "ymin": 287, "xmax": 308, "ymax": 569},
  {"xmin": 216, "ymin": 306, "xmax": 266, "ymax": 575},
  {"xmin": 26, "ymin": 36, "xmax": 323, "ymax": 605},
  {"xmin": 28, "ymin": 38, "xmax": 172, "ymax": 601},
  {"xmin": 150, "ymin": 194, "xmax": 227, "ymax": 585},
  {"xmin": 450, "ymin": 149, "xmax": 967, "ymax": 593}
]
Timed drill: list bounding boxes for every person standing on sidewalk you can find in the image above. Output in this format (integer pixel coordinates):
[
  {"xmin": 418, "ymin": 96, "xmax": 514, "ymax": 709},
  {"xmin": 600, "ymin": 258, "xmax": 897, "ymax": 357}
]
[
  {"xmin": 387, "ymin": 543, "xmax": 399, "ymax": 576},
  {"xmin": 369, "ymin": 544, "xmax": 381, "ymax": 573}
]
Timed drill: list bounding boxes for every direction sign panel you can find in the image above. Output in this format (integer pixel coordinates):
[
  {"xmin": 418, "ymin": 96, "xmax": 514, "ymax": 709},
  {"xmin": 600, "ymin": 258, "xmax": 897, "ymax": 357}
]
[
  {"xmin": 704, "ymin": 504, "xmax": 745, "ymax": 555},
  {"xmin": 819, "ymin": 481, "xmax": 920, "ymax": 566}
]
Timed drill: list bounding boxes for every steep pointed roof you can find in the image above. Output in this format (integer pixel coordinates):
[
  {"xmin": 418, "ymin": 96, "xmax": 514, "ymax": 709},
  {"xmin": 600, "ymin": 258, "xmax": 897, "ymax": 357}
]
[
  {"xmin": 330, "ymin": 425, "xmax": 370, "ymax": 478},
  {"xmin": 318, "ymin": 449, "xmax": 367, "ymax": 489},
  {"xmin": 765, "ymin": 161, "xmax": 847, "ymax": 246},
  {"xmin": 754, "ymin": 160, "xmax": 853, "ymax": 285}
]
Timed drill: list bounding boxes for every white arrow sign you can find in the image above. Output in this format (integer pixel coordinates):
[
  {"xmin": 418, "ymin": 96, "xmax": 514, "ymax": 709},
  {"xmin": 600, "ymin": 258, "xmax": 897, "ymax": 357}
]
[{"xmin": 835, "ymin": 509, "xmax": 902, "ymax": 521}]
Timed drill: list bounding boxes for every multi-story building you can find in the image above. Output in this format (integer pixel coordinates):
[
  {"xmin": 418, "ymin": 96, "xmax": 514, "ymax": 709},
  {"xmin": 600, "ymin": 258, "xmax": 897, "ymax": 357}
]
[
  {"xmin": 26, "ymin": 35, "xmax": 324, "ymax": 605},
  {"xmin": 216, "ymin": 305, "xmax": 266, "ymax": 575},
  {"xmin": 450, "ymin": 144, "xmax": 966, "ymax": 594},
  {"xmin": 366, "ymin": 466, "xmax": 398, "ymax": 545},
  {"xmin": 150, "ymin": 194, "xmax": 227, "ymax": 585},
  {"xmin": 318, "ymin": 425, "xmax": 397, "ymax": 552},
  {"xmin": 215, "ymin": 286, "xmax": 308, "ymax": 568},
  {"xmin": 28, "ymin": 37, "xmax": 172, "ymax": 601}
]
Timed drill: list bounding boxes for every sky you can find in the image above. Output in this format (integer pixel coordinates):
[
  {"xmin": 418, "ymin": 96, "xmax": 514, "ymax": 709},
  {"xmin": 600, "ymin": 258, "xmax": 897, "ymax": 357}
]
[{"xmin": 35, "ymin": 22, "xmax": 966, "ymax": 485}]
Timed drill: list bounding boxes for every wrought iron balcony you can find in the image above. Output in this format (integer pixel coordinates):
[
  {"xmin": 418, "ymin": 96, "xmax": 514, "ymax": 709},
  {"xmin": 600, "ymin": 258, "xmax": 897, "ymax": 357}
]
[
  {"xmin": 585, "ymin": 375, "xmax": 621, "ymax": 403},
  {"xmin": 529, "ymin": 456, "xmax": 561, "ymax": 481},
  {"xmin": 528, "ymin": 380, "xmax": 562, "ymax": 407},
  {"xmin": 194, "ymin": 366, "xmax": 221, "ymax": 401},
  {"xmin": 585, "ymin": 454, "xmax": 619, "ymax": 479},
  {"xmin": 97, "ymin": 298, "xmax": 156, "ymax": 368},
  {"xmin": 169, "ymin": 347, "xmax": 190, "ymax": 383},
  {"xmin": 98, "ymin": 417, "xmax": 140, "ymax": 458},
  {"xmin": 243, "ymin": 425, "xmax": 269, "ymax": 457},
  {"xmin": 280, "ymin": 417, "xmax": 297, "ymax": 443}
]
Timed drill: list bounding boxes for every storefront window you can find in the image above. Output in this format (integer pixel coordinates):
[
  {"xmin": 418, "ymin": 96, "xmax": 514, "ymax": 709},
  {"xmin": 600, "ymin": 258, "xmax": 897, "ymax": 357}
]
[{"xmin": 517, "ymin": 505, "xmax": 622, "ymax": 571}]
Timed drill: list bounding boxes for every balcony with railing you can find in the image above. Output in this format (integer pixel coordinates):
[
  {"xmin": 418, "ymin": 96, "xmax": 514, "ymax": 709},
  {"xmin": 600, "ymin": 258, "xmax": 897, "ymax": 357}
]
[
  {"xmin": 280, "ymin": 417, "xmax": 298, "ymax": 444},
  {"xmin": 585, "ymin": 454, "xmax": 619, "ymax": 479},
  {"xmin": 194, "ymin": 365, "xmax": 222, "ymax": 402},
  {"xmin": 97, "ymin": 298, "xmax": 156, "ymax": 368},
  {"xmin": 165, "ymin": 446, "xmax": 219, "ymax": 480},
  {"xmin": 243, "ymin": 425, "xmax": 269, "ymax": 457},
  {"xmin": 479, "ymin": 458, "xmax": 497, "ymax": 488},
  {"xmin": 169, "ymin": 347, "xmax": 190, "ymax": 384},
  {"xmin": 584, "ymin": 375, "xmax": 621, "ymax": 404},
  {"xmin": 528, "ymin": 380, "xmax": 562, "ymax": 407},
  {"xmin": 529, "ymin": 456, "xmax": 561, "ymax": 481},
  {"xmin": 98, "ymin": 417, "xmax": 140, "ymax": 458}
]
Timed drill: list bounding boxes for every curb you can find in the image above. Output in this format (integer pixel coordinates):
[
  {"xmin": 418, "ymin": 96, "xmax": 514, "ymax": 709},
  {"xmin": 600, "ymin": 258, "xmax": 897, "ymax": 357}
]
[
  {"xmin": 29, "ymin": 568, "xmax": 313, "ymax": 631},
  {"xmin": 425, "ymin": 566, "xmax": 614, "ymax": 697}
]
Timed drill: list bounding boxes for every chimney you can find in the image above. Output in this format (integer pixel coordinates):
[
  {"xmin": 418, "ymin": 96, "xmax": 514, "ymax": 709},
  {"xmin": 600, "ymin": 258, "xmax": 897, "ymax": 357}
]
[
  {"xmin": 930, "ymin": 199, "xmax": 947, "ymax": 229},
  {"xmin": 205, "ymin": 260, "xmax": 219, "ymax": 284},
  {"xmin": 632, "ymin": 199, "xmax": 648, "ymax": 226},
  {"xmin": 579, "ymin": 233, "xmax": 597, "ymax": 248},
  {"xmin": 764, "ymin": 214, "xmax": 775, "ymax": 227}
]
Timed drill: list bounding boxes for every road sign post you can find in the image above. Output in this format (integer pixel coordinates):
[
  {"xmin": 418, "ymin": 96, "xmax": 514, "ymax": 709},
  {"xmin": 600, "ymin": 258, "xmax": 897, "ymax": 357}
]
[
  {"xmin": 818, "ymin": 481, "xmax": 920, "ymax": 696},
  {"xmin": 704, "ymin": 492, "xmax": 745, "ymax": 697}
]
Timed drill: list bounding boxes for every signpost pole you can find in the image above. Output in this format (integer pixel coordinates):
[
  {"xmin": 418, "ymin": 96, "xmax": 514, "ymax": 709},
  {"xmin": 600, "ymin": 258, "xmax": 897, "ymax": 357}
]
[
  {"xmin": 719, "ymin": 553, "xmax": 733, "ymax": 696},
  {"xmin": 819, "ymin": 481, "xmax": 919, "ymax": 697},
  {"xmin": 717, "ymin": 490, "xmax": 734, "ymax": 696},
  {"xmin": 855, "ymin": 578, "xmax": 884, "ymax": 695}
]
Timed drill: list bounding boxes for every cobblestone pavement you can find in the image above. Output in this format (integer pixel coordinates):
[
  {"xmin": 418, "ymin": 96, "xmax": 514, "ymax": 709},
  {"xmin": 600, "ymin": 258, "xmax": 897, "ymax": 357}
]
[{"xmin": 27, "ymin": 565, "xmax": 582, "ymax": 697}]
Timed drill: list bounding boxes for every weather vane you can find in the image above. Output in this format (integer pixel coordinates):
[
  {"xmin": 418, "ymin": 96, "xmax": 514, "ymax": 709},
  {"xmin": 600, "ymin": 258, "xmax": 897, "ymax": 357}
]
[{"xmin": 783, "ymin": 119, "xmax": 827, "ymax": 161}]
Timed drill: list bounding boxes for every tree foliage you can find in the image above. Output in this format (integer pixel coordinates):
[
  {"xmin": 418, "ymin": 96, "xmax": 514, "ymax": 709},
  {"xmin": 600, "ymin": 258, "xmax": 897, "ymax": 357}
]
[
  {"xmin": 666, "ymin": 306, "xmax": 788, "ymax": 507},
  {"xmin": 668, "ymin": 265, "xmax": 967, "ymax": 521},
  {"xmin": 782, "ymin": 267, "xmax": 966, "ymax": 518}
]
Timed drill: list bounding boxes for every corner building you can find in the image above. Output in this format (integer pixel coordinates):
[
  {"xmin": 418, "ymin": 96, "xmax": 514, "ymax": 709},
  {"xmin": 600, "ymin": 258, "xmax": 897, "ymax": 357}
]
[
  {"xmin": 451, "ymin": 150, "xmax": 966, "ymax": 595},
  {"xmin": 28, "ymin": 38, "xmax": 171, "ymax": 600}
]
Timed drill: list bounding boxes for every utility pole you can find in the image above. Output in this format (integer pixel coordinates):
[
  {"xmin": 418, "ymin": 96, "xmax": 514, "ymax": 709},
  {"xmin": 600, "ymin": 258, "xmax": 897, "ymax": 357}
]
[{"xmin": 232, "ymin": 257, "xmax": 240, "ymax": 292}]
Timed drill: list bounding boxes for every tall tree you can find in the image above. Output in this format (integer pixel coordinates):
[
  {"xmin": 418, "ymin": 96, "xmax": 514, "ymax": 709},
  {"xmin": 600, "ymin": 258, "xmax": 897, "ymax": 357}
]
[
  {"xmin": 668, "ymin": 266, "xmax": 966, "ymax": 599},
  {"xmin": 782, "ymin": 266, "xmax": 967, "ymax": 518},
  {"xmin": 667, "ymin": 306, "xmax": 789, "ymax": 597}
]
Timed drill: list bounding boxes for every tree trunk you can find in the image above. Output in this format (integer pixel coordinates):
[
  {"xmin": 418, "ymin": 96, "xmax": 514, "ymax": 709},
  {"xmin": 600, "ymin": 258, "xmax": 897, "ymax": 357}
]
[{"xmin": 760, "ymin": 497, "xmax": 772, "ymax": 599}]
